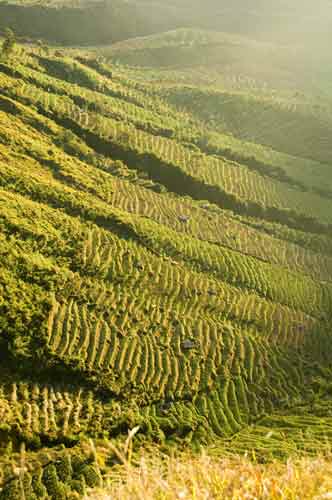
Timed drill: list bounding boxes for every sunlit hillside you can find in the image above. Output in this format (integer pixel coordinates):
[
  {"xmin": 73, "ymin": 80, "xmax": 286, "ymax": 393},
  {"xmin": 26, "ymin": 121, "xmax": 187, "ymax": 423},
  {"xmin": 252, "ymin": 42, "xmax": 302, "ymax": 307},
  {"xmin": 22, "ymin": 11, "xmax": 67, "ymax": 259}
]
[{"xmin": 0, "ymin": 6, "xmax": 331, "ymax": 499}]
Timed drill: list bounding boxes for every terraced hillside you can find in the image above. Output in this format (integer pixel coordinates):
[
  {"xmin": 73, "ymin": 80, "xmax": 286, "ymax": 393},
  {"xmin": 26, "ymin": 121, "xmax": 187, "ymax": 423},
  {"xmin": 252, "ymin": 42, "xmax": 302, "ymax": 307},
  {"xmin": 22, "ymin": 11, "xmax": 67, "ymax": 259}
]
[{"xmin": 0, "ymin": 34, "xmax": 332, "ymax": 498}]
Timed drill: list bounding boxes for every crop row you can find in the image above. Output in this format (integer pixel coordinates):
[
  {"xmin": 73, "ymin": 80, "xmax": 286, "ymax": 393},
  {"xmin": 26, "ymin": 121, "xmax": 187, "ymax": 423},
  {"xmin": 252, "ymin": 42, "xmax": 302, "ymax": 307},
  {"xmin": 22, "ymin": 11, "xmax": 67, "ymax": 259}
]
[
  {"xmin": 2, "ymin": 181, "xmax": 321, "ymax": 355},
  {"xmin": 143, "ymin": 351, "xmax": 305, "ymax": 442},
  {"xmin": 47, "ymin": 291, "xmax": 308, "ymax": 413},
  {"xmin": 1, "ymin": 130, "xmax": 330, "ymax": 320},
  {"xmin": 4, "ymin": 92, "xmax": 329, "ymax": 285},
  {"xmin": 8, "ymin": 73, "xmax": 332, "ymax": 229},
  {"xmin": 164, "ymin": 86, "xmax": 332, "ymax": 164},
  {"xmin": 0, "ymin": 382, "xmax": 104, "ymax": 441},
  {"xmin": 4, "ymin": 54, "xmax": 332, "ymax": 213},
  {"xmin": 108, "ymin": 175, "xmax": 332, "ymax": 282},
  {"xmin": 16, "ymin": 56, "xmax": 186, "ymax": 138},
  {"xmin": 129, "ymin": 220, "xmax": 332, "ymax": 317},
  {"xmin": 81, "ymin": 226, "xmax": 329, "ymax": 320}
]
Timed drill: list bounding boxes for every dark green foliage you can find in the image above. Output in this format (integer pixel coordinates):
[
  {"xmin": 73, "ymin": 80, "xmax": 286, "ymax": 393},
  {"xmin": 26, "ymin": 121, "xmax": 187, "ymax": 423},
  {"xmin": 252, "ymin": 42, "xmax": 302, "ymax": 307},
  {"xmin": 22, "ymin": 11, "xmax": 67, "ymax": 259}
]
[
  {"xmin": 1, "ymin": 28, "xmax": 15, "ymax": 59},
  {"xmin": 55, "ymin": 454, "xmax": 72, "ymax": 484},
  {"xmin": 71, "ymin": 454, "xmax": 87, "ymax": 477},
  {"xmin": 31, "ymin": 469, "xmax": 48, "ymax": 499},
  {"xmin": 0, "ymin": 456, "xmax": 95, "ymax": 500},
  {"xmin": 81, "ymin": 465, "xmax": 102, "ymax": 488},
  {"xmin": 0, "ymin": 268, "xmax": 50, "ymax": 361},
  {"xmin": 69, "ymin": 478, "xmax": 86, "ymax": 496},
  {"xmin": 0, "ymin": 480, "xmax": 21, "ymax": 500},
  {"xmin": 38, "ymin": 57, "xmax": 101, "ymax": 91},
  {"xmin": 42, "ymin": 465, "xmax": 67, "ymax": 500}
]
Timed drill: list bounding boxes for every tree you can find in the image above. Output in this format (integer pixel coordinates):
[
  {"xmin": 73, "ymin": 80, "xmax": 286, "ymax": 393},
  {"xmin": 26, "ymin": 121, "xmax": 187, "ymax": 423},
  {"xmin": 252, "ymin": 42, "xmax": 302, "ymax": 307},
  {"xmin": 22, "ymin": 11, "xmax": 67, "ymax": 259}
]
[{"xmin": 1, "ymin": 28, "xmax": 16, "ymax": 59}]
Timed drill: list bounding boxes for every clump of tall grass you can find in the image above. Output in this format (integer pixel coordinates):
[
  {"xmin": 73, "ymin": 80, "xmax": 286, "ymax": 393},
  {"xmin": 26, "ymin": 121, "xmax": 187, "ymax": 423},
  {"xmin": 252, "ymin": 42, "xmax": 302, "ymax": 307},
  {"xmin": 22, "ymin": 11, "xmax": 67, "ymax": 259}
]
[{"xmin": 87, "ymin": 432, "xmax": 332, "ymax": 500}]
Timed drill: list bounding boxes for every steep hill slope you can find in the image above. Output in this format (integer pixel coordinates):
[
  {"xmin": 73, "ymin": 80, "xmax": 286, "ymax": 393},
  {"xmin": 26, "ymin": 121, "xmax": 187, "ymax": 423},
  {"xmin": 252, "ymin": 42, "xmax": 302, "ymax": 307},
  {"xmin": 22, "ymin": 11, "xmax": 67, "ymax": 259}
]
[
  {"xmin": 0, "ymin": 40, "xmax": 331, "ymax": 498},
  {"xmin": 106, "ymin": 29, "xmax": 332, "ymax": 158}
]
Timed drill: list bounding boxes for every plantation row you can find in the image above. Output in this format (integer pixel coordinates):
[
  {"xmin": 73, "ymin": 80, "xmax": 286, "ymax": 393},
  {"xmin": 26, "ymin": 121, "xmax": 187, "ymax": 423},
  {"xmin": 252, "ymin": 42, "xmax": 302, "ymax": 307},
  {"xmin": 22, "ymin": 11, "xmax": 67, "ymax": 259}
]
[
  {"xmin": 2, "ymin": 166, "xmax": 325, "ymax": 366},
  {"xmin": 142, "ymin": 352, "xmax": 307, "ymax": 442},
  {"xmin": 2, "ymin": 87, "xmax": 331, "ymax": 280},
  {"xmin": 81, "ymin": 225, "xmax": 332, "ymax": 320},
  {"xmin": 47, "ymin": 291, "xmax": 310, "ymax": 401},
  {"xmin": 23, "ymin": 58, "xmax": 188, "ymax": 139},
  {"xmin": 77, "ymin": 56, "xmax": 332, "ymax": 198},
  {"xmin": 0, "ymin": 43, "xmax": 332, "ymax": 465},
  {"xmin": 0, "ymin": 444, "xmax": 103, "ymax": 499},
  {"xmin": 217, "ymin": 410, "xmax": 332, "ymax": 458},
  {"xmin": 163, "ymin": 86, "xmax": 332, "ymax": 164},
  {"xmin": 108, "ymin": 176, "xmax": 332, "ymax": 281},
  {"xmin": 86, "ymin": 59, "xmax": 332, "ymax": 200},
  {"xmin": 11, "ymin": 50, "xmax": 332, "ymax": 203},
  {"xmin": 0, "ymin": 248, "xmax": 320, "ymax": 452},
  {"xmin": 0, "ymin": 381, "xmax": 104, "ymax": 446},
  {"xmin": 199, "ymin": 128, "xmax": 332, "ymax": 199},
  {"xmin": 0, "ymin": 133, "xmax": 331, "ymax": 321},
  {"xmin": 106, "ymin": 28, "xmax": 228, "ymax": 51},
  {"xmin": 129, "ymin": 221, "xmax": 332, "ymax": 317},
  {"xmin": 24, "ymin": 54, "xmax": 189, "ymax": 136},
  {"xmin": 45, "ymin": 275, "xmax": 319, "ymax": 443},
  {"xmin": 1, "ymin": 99, "xmax": 331, "ymax": 284},
  {"xmin": 3, "ymin": 66, "xmax": 332, "ymax": 231},
  {"xmin": 0, "ymin": 181, "xmax": 326, "ymax": 358}
]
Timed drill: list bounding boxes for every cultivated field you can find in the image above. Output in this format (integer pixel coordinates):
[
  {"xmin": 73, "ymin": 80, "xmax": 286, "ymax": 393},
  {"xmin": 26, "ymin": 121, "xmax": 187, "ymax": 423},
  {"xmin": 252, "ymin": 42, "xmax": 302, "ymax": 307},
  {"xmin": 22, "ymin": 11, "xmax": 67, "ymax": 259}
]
[{"xmin": 0, "ymin": 28, "xmax": 331, "ymax": 499}]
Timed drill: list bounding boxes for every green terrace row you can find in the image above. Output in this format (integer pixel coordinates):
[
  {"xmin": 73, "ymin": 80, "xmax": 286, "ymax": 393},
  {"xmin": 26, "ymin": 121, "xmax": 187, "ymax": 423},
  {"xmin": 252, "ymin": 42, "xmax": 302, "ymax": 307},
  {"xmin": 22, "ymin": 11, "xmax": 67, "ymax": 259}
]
[
  {"xmin": 2, "ymin": 188, "xmax": 330, "ymax": 437},
  {"xmin": 0, "ymin": 443, "xmax": 103, "ymax": 499},
  {"xmin": 1, "ymin": 66, "xmax": 331, "ymax": 231},
  {"xmin": 161, "ymin": 86, "xmax": 332, "ymax": 164},
  {"xmin": 23, "ymin": 51, "xmax": 332, "ymax": 198},
  {"xmin": 0, "ymin": 98, "xmax": 331, "ymax": 279},
  {"xmin": 0, "ymin": 382, "xmax": 104, "ymax": 447},
  {"xmin": 5, "ymin": 48, "xmax": 332, "ymax": 203},
  {"xmin": 0, "ymin": 147, "xmax": 331, "ymax": 318}
]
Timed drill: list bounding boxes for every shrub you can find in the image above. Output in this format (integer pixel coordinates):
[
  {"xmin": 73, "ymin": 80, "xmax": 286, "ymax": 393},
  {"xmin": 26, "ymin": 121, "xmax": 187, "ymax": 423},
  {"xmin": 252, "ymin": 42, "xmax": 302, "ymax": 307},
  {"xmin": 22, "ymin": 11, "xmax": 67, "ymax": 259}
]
[
  {"xmin": 1, "ymin": 28, "xmax": 16, "ymax": 60},
  {"xmin": 42, "ymin": 464, "xmax": 67, "ymax": 500},
  {"xmin": 81, "ymin": 464, "xmax": 103, "ymax": 488},
  {"xmin": 31, "ymin": 469, "xmax": 48, "ymax": 499},
  {"xmin": 55, "ymin": 454, "xmax": 73, "ymax": 483}
]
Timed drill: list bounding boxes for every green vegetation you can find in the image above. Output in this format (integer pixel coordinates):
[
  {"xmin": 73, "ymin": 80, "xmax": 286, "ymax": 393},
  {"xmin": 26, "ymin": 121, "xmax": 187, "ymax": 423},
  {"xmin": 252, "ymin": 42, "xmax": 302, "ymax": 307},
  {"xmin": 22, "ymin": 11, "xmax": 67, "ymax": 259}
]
[
  {"xmin": 0, "ymin": 8, "xmax": 331, "ymax": 498},
  {"xmin": 86, "ymin": 449, "xmax": 332, "ymax": 499},
  {"xmin": 1, "ymin": 28, "xmax": 16, "ymax": 59}
]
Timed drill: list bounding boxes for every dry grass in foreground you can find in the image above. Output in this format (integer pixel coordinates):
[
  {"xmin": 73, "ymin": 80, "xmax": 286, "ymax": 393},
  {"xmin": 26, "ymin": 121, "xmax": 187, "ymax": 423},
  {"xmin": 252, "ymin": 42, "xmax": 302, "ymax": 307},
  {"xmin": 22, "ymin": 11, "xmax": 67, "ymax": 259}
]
[{"xmin": 88, "ymin": 450, "xmax": 332, "ymax": 500}]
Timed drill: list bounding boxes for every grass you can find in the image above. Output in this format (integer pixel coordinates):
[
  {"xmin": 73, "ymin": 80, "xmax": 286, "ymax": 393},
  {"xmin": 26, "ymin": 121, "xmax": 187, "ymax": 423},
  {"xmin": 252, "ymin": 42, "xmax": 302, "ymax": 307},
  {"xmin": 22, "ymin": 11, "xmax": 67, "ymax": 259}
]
[
  {"xmin": 88, "ymin": 449, "xmax": 332, "ymax": 500},
  {"xmin": 3, "ymin": 436, "xmax": 332, "ymax": 499},
  {"xmin": 4, "ymin": 428, "xmax": 332, "ymax": 499}
]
